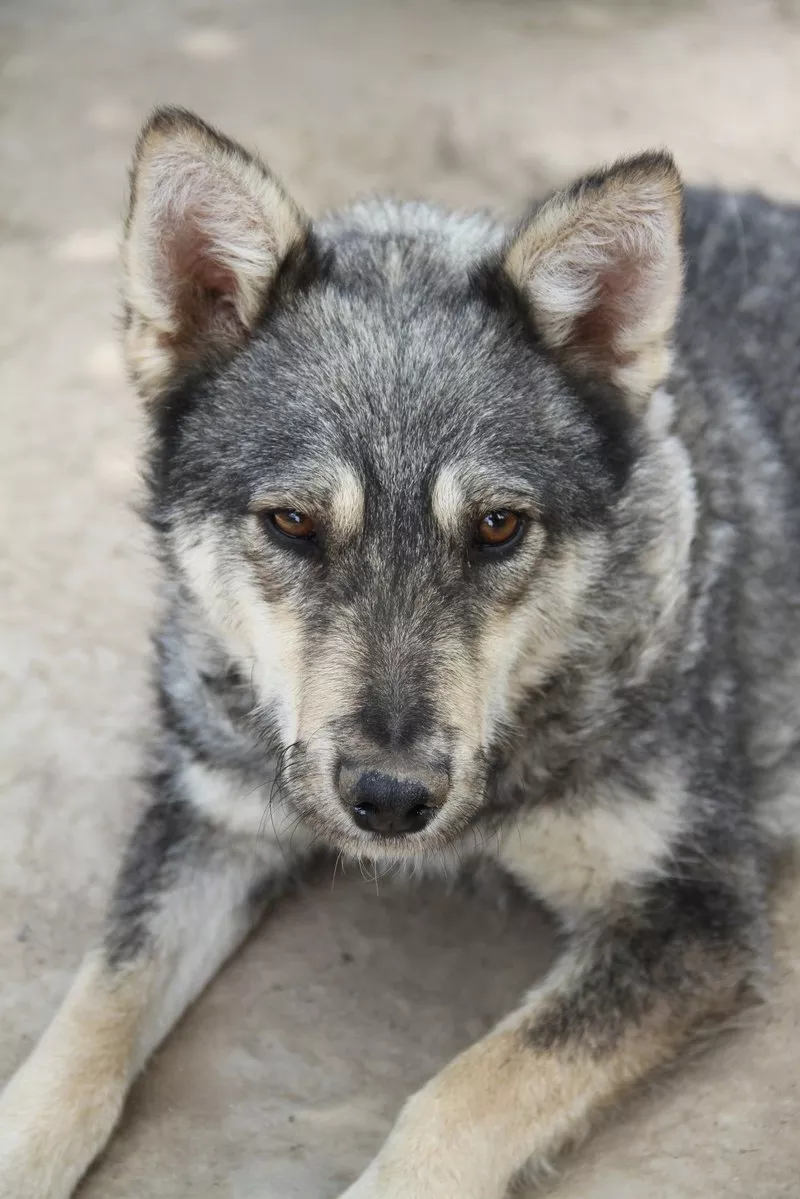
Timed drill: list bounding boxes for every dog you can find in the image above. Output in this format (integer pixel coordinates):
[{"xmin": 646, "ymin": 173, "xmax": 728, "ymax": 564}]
[{"xmin": 1, "ymin": 105, "xmax": 799, "ymax": 1198}]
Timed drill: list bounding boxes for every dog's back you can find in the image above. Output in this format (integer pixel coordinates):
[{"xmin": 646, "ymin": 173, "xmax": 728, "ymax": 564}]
[{"xmin": 676, "ymin": 190, "xmax": 800, "ymax": 842}]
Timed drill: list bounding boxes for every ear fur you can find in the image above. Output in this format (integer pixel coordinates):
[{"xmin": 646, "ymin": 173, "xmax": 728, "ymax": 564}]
[
  {"xmin": 503, "ymin": 152, "xmax": 684, "ymax": 406},
  {"xmin": 122, "ymin": 106, "xmax": 309, "ymax": 398}
]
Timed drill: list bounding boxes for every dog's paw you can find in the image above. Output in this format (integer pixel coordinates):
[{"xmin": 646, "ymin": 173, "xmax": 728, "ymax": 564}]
[
  {"xmin": 0, "ymin": 1123, "xmax": 59, "ymax": 1199},
  {"xmin": 334, "ymin": 1089, "xmax": 487, "ymax": 1198},
  {"xmin": 0, "ymin": 1063, "xmax": 125, "ymax": 1199},
  {"xmin": 0, "ymin": 1115, "xmax": 82, "ymax": 1199},
  {"xmin": 337, "ymin": 1167, "xmax": 470, "ymax": 1199},
  {"xmin": 336, "ymin": 1146, "xmax": 481, "ymax": 1199},
  {"xmin": 336, "ymin": 1161, "xmax": 419, "ymax": 1199}
]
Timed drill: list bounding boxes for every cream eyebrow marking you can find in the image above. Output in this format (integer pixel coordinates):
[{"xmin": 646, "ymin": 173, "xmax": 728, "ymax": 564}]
[
  {"xmin": 431, "ymin": 464, "xmax": 466, "ymax": 536},
  {"xmin": 330, "ymin": 465, "xmax": 365, "ymax": 536}
]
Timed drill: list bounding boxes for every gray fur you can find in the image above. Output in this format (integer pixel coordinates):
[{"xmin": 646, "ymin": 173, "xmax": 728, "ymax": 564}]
[
  {"xmin": 2, "ymin": 108, "xmax": 799, "ymax": 1198},
  {"xmin": 132, "ymin": 132, "xmax": 800, "ymax": 1176}
]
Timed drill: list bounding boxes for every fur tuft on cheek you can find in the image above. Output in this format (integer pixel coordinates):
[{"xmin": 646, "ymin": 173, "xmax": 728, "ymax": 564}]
[
  {"xmin": 171, "ymin": 517, "xmax": 305, "ymax": 745},
  {"xmin": 476, "ymin": 533, "xmax": 608, "ymax": 741}
]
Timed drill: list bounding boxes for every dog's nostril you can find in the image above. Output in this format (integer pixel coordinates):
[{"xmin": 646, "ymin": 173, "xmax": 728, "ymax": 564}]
[
  {"xmin": 351, "ymin": 799, "xmax": 433, "ymax": 835},
  {"xmin": 353, "ymin": 802, "xmax": 378, "ymax": 824}
]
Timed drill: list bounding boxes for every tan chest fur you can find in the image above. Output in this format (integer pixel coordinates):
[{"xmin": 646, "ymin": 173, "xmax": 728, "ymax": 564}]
[{"xmin": 494, "ymin": 773, "xmax": 687, "ymax": 924}]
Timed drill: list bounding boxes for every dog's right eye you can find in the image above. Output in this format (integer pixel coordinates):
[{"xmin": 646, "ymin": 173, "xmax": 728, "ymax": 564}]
[{"xmin": 265, "ymin": 509, "xmax": 318, "ymax": 543}]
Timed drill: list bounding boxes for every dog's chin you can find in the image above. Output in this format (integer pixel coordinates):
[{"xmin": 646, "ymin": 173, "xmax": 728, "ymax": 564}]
[
  {"xmin": 290, "ymin": 793, "xmax": 482, "ymax": 864},
  {"xmin": 334, "ymin": 825, "xmax": 454, "ymax": 863}
]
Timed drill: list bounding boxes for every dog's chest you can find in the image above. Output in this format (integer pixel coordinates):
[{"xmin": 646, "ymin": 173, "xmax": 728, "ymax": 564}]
[{"xmin": 493, "ymin": 784, "xmax": 685, "ymax": 923}]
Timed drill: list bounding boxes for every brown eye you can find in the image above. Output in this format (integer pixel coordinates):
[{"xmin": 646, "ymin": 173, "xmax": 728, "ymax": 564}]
[
  {"xmin": 474, "ymin": 509, "xmax": 523, "ymax": 551},
  {"xmin": 269, "ymin": 509, "xmax": 317, "ymax": 540}
]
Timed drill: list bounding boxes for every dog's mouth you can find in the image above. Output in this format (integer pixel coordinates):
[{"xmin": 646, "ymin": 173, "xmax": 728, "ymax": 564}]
[{"xmin": 318, "ymin": 804, "xmax": 479, "ymax": 863}]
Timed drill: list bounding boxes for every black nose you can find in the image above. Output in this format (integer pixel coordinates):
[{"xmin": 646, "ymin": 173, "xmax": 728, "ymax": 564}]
[{"xmin": 346, "ymin": 770, "xmax": 434, "ymax": 836}]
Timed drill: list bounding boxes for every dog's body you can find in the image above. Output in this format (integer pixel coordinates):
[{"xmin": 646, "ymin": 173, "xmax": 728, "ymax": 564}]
[{"xmin": 2, "ymin": 109, "xmax": 800, "ymax": 1198}]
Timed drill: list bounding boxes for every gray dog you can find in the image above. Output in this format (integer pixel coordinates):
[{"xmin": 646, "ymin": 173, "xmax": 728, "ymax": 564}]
[{"xmin": 1, "ymin": 106, "xmax": 798, "ymax": 1198}]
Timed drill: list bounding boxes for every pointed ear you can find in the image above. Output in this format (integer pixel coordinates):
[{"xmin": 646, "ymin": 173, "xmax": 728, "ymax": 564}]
[
  {"xmin": 503, "ymin": 152, "xmax": 683, "ymax": 407},
  {"xmin": 122, "ymin": 107, "xmax": 309, "ymax": 398}
]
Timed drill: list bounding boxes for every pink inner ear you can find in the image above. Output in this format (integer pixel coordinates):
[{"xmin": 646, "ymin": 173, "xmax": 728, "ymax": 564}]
[
  {"xmin": 155, "ymin": 206, "xmax": 244, "ymax": 343},
  {"xmin": 571, "ymin": 253, "xmax": 653, "ymax": 367},
  {"xmin": 168, "ymin": 209, "xmax": 240, "ymax": 299},
  {"xmin": 196, "ymin": 257, "xmax": 239, "ymax": 298}
]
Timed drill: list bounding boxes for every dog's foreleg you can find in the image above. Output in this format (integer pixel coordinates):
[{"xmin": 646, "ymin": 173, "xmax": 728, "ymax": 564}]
[
  {"xmin": 339, "ymin": 875, "xmax": 762, "ymax": 1199},
  {"xmin": 0, "ymin": 784, "xmax": 301, "ymax": 1199}
]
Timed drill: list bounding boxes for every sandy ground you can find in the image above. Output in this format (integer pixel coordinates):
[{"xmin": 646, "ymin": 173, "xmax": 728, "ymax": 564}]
[{"xmin": 2, "ymin": 0, "xmax": 800, "ymax": 1195}]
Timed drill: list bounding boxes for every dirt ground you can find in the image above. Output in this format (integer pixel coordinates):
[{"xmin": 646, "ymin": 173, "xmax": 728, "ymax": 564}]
[{"xmin": 2, "ymin": 1, "xmax": 800, "ymax": 1195}]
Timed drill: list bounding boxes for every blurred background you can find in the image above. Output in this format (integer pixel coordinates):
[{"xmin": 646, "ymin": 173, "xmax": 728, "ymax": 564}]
[{"xmin": 2, "ymin": 2, "xmax": 800, "ymax": 1196}]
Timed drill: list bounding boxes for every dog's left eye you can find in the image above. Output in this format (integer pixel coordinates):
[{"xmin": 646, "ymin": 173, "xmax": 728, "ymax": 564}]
[
  {"xmin": 473, "ymin": 510, "xmax": 524, "ymax": 552},
  {"xmin": 267, "ymin": 509, "xmax": 317, "ymax": 540}
]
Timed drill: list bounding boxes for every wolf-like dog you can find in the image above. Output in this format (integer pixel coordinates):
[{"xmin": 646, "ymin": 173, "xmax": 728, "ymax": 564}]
[{"xmin": 1, "ymin": 106, "xmax": 799, "ymax": 1198}]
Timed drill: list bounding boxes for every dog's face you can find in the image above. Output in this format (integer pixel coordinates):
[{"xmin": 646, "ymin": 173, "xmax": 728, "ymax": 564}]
[{"xmin": 125, "ymin": 109, "xmax": 683, "ymax": 859}]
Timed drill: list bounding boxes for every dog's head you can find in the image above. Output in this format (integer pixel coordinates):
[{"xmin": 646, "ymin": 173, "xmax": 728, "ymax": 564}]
[{"xmin": 124, "ymin": 108, "xmax": 685, "ymax": 859}]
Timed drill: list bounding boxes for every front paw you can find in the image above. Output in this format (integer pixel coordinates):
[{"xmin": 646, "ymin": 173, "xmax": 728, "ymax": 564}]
[
  {"xmin": 337, "ymin": 1158, "xmax": 486, "ymax": 1199},
  {"xmin": 336, "ymin": 1128, "xmax": 485, "ymax": 1199},
  {"xmin": 336, "ymin": 1068, "xmax": 504, "ymax": 1199},
  {"xmin": 337, "ymin": 1159, "xmax": 425, "ymax": 1199},
  {"xmin": 336, "ymin": 1160, "xmax": 381, "ymax": 1199}
]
